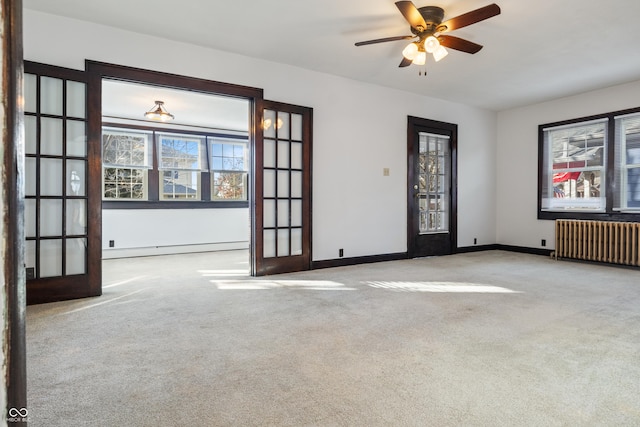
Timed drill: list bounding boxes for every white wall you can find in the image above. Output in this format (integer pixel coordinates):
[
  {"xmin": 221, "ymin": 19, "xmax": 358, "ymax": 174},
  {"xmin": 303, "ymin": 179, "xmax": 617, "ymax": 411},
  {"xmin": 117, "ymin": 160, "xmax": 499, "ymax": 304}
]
[
  {"xmin": 497, "ymin": 80, "xmax": 640, "ymax": 249},
  {"xmin": 102, "ymin": 209, "xmax": 249, "ymax": 258},
  {"xmin": 24, "ymin": 10, "xmax": 498, "ymax": 261}
]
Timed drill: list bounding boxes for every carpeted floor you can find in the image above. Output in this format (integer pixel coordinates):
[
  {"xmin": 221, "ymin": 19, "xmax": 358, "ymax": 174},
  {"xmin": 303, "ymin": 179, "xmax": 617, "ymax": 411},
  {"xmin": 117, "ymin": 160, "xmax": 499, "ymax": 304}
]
[{"xmin": 26, "ymin": 250, "xmax": 640, "ymax": 426}]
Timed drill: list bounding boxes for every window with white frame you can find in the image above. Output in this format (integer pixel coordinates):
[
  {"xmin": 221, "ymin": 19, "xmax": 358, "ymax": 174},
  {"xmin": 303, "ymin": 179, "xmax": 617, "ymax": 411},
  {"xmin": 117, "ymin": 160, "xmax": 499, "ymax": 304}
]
[
  {"xmin": 157, "ymin": 133, "xmax": 206, "ymax": 200},
  {"xmin": 210, "ymin": 138, "xmax": 248, "ymax": 201},
  {"xmin": 540, "ymin": 119, "xmax": 607, "ymax": 212},
  {"xmin": 614, "ymin": 114, "xmax": 640, "ymax": 210},
  {"xmin": 102, "ymin": 128, "xmax": 152, "ymax": 200}
]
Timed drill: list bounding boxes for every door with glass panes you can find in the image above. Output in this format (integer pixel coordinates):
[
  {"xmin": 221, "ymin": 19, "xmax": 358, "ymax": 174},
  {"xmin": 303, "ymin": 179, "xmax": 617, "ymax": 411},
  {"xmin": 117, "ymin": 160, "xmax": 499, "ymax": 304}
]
[
  {"xmin": 24, "ymin": 62, "xmax": 100, "ymax": 304},
  {"xmin": 254, "ymin": 101, "xmax": 312, "ymax": 275},
  {"xmin": 407, "ymin": 116, "xmax": 457, "ymax": 258}
]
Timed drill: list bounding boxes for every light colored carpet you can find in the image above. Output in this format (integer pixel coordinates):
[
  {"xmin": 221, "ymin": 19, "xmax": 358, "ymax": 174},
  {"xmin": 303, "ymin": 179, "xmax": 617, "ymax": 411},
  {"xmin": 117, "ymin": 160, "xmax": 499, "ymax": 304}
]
[{"xmin": 26, "ymin": 250, "xmax": 640, "ymax": 426}]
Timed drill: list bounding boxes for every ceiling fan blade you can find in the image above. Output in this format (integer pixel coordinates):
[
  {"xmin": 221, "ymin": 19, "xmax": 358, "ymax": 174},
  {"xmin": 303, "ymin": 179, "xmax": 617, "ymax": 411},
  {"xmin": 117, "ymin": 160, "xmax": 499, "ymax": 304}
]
[
  {"xmin": 437, "ymin": 3, "xmax": 501, "ymax": 33},
  {"xmin": 438, "ymin": 35, "xmax": 483, "ymax": 54},
  {"xmin": 355, "ymin": 35, "xmax": 414, "ymax": 46},
  {"xmin": 395, "ymin": 1, "xmax": 427, "ymax": 31},
  {"xmin": 399, "ymin": 57, "xmax": 413, "ymax": 67}
]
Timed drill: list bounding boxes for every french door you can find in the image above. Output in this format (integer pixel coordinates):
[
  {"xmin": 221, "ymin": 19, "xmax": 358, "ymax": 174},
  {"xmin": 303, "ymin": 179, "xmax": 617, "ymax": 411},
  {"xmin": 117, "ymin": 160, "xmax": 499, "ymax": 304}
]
[
  {"xmin": 253, "ymin": 100, "xmax": 312, "ymax": 275},
  {"xmin": 407, "ymin": 116, "xmax": 457, "ymax": 258},
  {"xmin": 24, "ymin": 62, "xmax": 101, "ymax": 304},
  {"xmin": 24, "ymin": 60, "xmax": 312, "ymax": 304}
]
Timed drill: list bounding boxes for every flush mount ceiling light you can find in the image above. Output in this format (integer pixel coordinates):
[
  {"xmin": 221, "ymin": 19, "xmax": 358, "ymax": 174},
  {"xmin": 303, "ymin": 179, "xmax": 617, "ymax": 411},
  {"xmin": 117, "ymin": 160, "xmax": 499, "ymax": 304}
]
[{"xmin": 144, "ymin": 100, "xmax": 174, "ymax": 122}]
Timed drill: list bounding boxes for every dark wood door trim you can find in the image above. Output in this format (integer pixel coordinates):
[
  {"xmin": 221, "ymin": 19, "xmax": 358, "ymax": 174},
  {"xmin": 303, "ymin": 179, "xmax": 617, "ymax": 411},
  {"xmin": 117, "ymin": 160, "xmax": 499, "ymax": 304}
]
[
  {"xmin": 86, "ymin": 61, "xmax": 263, "ymax": 100},
  {"xmin": 407, "ymin": 116, "xmax": 458, "ymax": 258},
  {"xmin": 251, "ymin": 97, "xmax": 265, "ymax": 275},
  {"xmin": 3, "ymin": 0, "xmax": 27, "ymax": 418},
  {"xmin": 86, "ymin": 61, "xmax": 264, "ymax": 275}
]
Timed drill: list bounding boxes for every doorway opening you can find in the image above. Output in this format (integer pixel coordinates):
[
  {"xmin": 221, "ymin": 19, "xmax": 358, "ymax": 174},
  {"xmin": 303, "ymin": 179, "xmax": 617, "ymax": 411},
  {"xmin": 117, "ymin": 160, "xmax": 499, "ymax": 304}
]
[
  {"xmin": 100, "ymin": 79, "xmax": 252, "ymax": 271},
  {"xmin": 25, "ymin": 60, "xmax": 313, "ymax": 304}
]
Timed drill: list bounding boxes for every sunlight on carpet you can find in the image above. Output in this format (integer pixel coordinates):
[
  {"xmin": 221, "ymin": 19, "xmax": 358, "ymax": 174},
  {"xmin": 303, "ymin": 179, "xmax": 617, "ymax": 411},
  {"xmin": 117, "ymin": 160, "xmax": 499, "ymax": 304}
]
[
  {"xmin": 198, "ymin": 269, "xmax": 250, "ymax": 277},
  {"xmin": 212, "ymin": 279, "xmax": 356, "ymax": 290},
  {"xmin": 365, "ymin": 281, "xmax": 520, "ymax": 293}
]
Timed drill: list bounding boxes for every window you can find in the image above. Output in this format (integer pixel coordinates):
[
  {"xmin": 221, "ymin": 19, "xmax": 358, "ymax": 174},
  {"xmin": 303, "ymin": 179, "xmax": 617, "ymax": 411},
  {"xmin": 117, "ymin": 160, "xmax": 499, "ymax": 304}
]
[
  {"xmin": 538, "ymin": 108, "xmax": 640, "ymax": 220},
  {"xmin": 615, "ymin": 114, "xmax": 640, "ymax": 210},
  {"xmin": 541, "ymin": 119, "xmax": 606, "ymax": 212},
  {"xmin": 157, "ymin": 133, "xmax": 206, "ymax": 200},
  {"xmin": 101, "ymin": 125, "xmax": 248, "ymax": 206},
  {"xmin": 102, "ymin": 129, "xmax": 152, "ymax": 200},
  {"xmin": 418, "ymin": 132, "xmax": 449, "ymax": 233},
  {"xmin": 210, "ymin": 138, "xmax": 248, "ymax": 201}
]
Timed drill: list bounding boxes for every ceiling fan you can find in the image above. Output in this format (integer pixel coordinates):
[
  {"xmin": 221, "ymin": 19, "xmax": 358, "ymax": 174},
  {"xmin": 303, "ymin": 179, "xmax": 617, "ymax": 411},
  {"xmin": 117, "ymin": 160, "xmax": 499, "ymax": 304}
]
[{"xmin": 355, "ymin": 1, "xmax": 501, "ymax": 68}]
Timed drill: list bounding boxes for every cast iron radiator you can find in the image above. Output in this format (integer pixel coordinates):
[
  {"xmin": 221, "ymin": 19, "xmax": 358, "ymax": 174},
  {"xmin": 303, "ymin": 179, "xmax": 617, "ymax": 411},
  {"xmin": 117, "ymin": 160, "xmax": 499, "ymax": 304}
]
[{"xmin": 554, "ymin": 219, "xmax": 640, "ymax": 266}]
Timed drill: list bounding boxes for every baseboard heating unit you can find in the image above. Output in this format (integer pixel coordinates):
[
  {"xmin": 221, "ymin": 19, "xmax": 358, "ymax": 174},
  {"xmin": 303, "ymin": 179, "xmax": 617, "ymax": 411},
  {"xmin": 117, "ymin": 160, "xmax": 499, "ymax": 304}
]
[{"xmin": 554, "ymin": 219, "xmax": 640, "ymax": 267}]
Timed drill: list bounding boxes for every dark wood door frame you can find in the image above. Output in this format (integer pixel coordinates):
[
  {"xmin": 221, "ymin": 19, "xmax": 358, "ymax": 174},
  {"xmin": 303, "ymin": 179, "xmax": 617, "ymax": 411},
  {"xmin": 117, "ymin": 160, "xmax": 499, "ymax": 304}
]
[
  {"xmin": 86, "ymin": 61, "xmax": 264, "ymax": 276},
  {"xmin": 407, "ymin": 116, "xmax": 458, "ymax": 258},
  {"xmin": 3, "ymin": 0, "xmax": 27, "ymax": 418}
]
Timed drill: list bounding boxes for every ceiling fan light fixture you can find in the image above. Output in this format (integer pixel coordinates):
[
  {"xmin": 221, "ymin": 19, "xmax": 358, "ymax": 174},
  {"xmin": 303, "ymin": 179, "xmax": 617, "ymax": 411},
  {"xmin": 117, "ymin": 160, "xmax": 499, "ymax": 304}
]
[
  {"xmin": 413, "ymin": 51, "xmax": 427, "ymax": 66},
  {"xmin": 423, "ymin": 36, "xmax": 440, "ymax": 54},
  {"xmin": 402, "ymin": 42, "xmax": 419, "ymax": 60},
  {"xmin": 144, "ymin": 100, "xmax": 174, "ymax": 122},
  {"xmin": 433, "ymin": 45, "xmax": 448, "ymax": 62},
  {"xmin": 354, "ymin": 2, "xmax": 501, "ymax": 70}
]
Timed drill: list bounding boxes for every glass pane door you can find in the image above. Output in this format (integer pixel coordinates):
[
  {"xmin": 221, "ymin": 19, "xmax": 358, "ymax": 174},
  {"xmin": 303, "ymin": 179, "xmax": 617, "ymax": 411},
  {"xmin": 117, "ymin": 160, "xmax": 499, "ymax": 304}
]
[
  {"xmin": 407, "ymin": 117, "xmax": 457, "ymax": 258},
  {"xmin": 24, "ymin": 62, "xmax": 98, "ymax": 304},
  {"xmin": 256, "ymin": 101, "xmax": 312, "ymax": 275}
]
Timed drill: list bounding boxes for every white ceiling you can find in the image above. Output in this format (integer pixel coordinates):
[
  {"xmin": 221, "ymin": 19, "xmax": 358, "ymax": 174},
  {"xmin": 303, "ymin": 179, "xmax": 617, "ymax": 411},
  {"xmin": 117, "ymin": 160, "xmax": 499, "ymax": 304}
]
[
  {"xmin": 24, "ymin": 0, "xmax": 640, "ymax": 111},
  {"xmin": 102, "ymin": 80, "xmax": 249, "ymax": 132}
]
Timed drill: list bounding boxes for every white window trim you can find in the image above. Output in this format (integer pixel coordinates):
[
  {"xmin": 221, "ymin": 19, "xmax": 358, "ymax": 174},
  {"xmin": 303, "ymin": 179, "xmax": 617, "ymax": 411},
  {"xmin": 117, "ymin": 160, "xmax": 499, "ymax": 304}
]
[
  {"xmin": 541, "ymin": 120, "xmax": 607, "ymax": 212},
  {"xmin": 210, "ymin": 137, "xmax": 248, "ymax": 201},
  {"xmin": 615, "ymin": 114, "xmax": 640, "ymax": 211},
  {"xmin": 102, "ymin": 128, "xmax": 152, "ymax": 201}
]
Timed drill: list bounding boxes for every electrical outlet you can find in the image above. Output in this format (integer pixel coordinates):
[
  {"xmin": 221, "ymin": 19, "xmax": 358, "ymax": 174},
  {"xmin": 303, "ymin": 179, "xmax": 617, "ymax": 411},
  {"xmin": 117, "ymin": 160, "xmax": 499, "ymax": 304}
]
[
  {"xmin": 383, "ymin": 168, "xmax": 390, "ymax": 176},
  {"xmin": 339, "ymin": 248, "xmax": 344, "ymax": 257},
  {"xmin": 26, "ymin": 267, "xmax": 35, "ymax": 280},
  {"xmin": 541, "ymin": 239, "xmax": 546, "ymax": 247},
  {"xmin": 109, "ymin": 240, "xmax": 115, "ymax": 248}
]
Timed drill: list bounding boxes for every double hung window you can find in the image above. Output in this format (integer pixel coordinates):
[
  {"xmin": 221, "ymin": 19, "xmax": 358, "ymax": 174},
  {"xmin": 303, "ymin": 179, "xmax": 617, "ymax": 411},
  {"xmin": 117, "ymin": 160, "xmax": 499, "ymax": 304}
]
[
  {"xmin": 210, "ymin": 138, "xmax": 247, "ymax": 201},
  {"xmin": 539, "ymin": 108, "xmax": 640, "ymax": 220},
  {"xmin": 540, "ymin": 120, "xmax": 606, "ymax": 212},
  {"xmin": 614, "ymin": 114, "xmax": 640, "ymax": 210},
  {"xmin": 102, "ymin": 129, "xmax": 152, "ymax": 200},
  {"xmin": 157, "ymin": 133, "xmax": 207, "ymax": 200}
]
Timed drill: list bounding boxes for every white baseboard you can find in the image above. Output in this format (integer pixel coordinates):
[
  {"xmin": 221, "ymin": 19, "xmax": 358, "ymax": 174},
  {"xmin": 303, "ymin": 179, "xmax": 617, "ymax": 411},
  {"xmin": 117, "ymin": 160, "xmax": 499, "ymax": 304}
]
[{"xmin": 102, "ymin": 241, "xmax": 249, "ymax": 259}]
